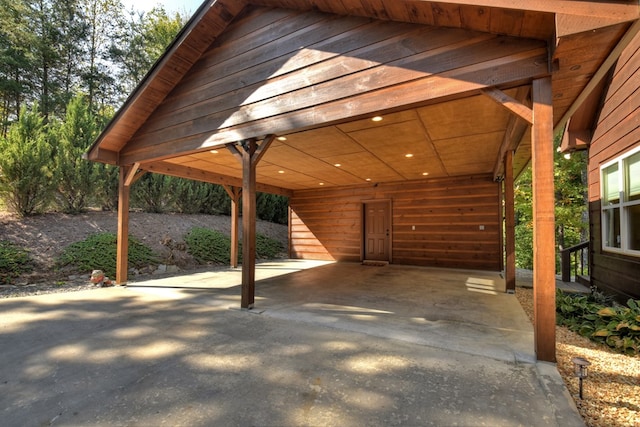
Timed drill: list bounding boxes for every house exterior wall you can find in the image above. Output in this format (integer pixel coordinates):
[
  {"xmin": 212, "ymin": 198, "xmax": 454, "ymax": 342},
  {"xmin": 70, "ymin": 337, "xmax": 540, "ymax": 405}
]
[
  {"xmin": 588, "ymin": 31, "xmax": 640, "ymax": 301},
  {"xmin": 289, "ymin": 174, "xmax": 502, "ymax": 271}
]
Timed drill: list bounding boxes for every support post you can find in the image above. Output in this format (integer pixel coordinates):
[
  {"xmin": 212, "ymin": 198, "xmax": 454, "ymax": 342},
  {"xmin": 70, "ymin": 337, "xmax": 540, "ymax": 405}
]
[
  {"xmin": 116, "ymin": 165, "xmax": 131, "ymax": 284},
  {"xmin": 504, "ymin": 150, "xmax": 516, "ymax": 293},
  {"xmin": 241, "ymin": 140, "xmax": 257, "ymax": 309},
  {"xmin": 531, "ymin": 77, "xmax": 556, "ymax": 362},
  {"xmin": 223, "ymin": 185, "xmax": 242, "ymax": 269},
  {"xmin": 228, "ymin": 135, "xmax": 275, "ymax": 309}
]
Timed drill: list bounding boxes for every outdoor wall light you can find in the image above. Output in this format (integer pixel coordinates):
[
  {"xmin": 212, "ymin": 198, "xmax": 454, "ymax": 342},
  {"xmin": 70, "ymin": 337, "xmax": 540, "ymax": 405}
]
[{"xmin": 572, "ymin": 356, "xmax": 591, "ymax": 399}]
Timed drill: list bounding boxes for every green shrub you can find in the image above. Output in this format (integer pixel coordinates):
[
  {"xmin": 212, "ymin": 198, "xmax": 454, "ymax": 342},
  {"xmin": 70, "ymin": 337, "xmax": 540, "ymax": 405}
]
[
  {"xmin": 255, "ymin": 233, "xmax": 284, "ymax": 259},
  {"xmin": 185, "ymin": 227, "xmax": 231, "ymax": 264},
  {"xmin": 556, "ymin": 290, "xmax": 640, "ymax": 355},
  {"xmin": 0, "ymin": 241, "xmax": 32, "ymax": 284},
  {"xmin": 56, "ymin": 233, "xmax": 158, "ymax": 277},
  {"xmin": 185, "ymin": 227, "xmax": 284, "ymax": 265}
]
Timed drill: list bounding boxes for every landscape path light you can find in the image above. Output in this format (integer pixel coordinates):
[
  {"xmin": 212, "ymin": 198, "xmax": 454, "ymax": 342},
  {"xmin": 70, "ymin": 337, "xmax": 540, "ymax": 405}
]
[{"xmin": 572, "ymin": 356, "xmax": 591, "ymax": 399}]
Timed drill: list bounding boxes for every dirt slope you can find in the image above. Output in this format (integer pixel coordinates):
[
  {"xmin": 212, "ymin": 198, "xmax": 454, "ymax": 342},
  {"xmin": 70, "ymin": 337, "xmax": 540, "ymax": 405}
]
[{"xmin": 0, "ymin": 210, "xmax": 288, "ymax": 281}]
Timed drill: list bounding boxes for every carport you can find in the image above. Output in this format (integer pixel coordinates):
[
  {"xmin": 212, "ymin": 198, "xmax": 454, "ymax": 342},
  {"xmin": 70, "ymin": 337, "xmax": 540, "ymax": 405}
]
[{"xmin": 86, "ymin": 0, "xmax": 640, "ymax": 362}]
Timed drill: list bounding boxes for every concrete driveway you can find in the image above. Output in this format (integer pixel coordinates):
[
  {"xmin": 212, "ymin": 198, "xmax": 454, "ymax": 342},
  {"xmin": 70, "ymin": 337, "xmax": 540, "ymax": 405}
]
[{"xmin": 0, "ymin": 261, "xmax": 583, "ymax": 426}]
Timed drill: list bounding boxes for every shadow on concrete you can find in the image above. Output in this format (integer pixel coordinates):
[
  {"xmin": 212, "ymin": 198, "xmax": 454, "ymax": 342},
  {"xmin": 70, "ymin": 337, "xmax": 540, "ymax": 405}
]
[{"xmin": 0, "ymin": 261, "xmax": 583, "ymax": 426}]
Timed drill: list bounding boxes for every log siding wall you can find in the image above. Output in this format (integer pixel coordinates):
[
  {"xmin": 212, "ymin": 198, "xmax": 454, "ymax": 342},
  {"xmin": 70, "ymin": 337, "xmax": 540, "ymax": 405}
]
[
  {"xmin": 588, "ymin": 32, "xmax": 640, "ymax": 301},
  {"xmin": 290, "ymin": 174, "xmax": 502, "ymax": 271}
]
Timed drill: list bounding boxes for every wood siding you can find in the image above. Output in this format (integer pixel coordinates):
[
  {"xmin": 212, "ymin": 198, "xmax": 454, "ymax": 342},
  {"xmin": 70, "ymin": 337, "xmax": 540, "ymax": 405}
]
[
  {"xmin": 119, "ymin": 6, "xmax": 548, "ymax": 165},
  {"xmin": 588, "ymin": 31, "xmax": 640, "ymax": 301},
  {"xmin": 290, "ymin": 174, "xmax": 501, "ymax": 271}
]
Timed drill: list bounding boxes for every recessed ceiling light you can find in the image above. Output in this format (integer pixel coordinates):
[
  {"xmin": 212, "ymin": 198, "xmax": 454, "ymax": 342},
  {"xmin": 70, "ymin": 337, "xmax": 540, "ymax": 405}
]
[
  {"xmin": 278, "ymin": 170, "xmax": 285, "ymax": 174},
  {"xmin": 422, "ymin": 172, "xmax": 429, "ymax": 176},
  {"xmin": 405, "ymin": 153, "xmax": 414, "ymax": 158},
  {"xmin": 277, "ymin": 136, "xmax": 287, "ymax": 141},
  {"xmin": 371, "ymin": 116, "xmax": 383, "ymax": 122},
  {"xmin": 319, "ymin": 182, "xmax": 324, "ymax": 186},
  {"xmin": 366, "ymin": 178, "xmax": 372, "ymax": 182},
  {"xmin": 334, "ymin": 163, "xmax": 341, "ymax": 167},
  {"xmin": 210, "ymin": 150, "xmax": 218, "ymax": 154}
]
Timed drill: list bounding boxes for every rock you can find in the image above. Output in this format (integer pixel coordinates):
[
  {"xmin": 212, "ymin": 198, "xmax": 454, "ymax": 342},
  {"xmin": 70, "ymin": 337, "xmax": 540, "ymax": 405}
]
[
  {"xmin": 166, "ymin": 265, "xmax": 180, "ymax": 273},
  {"xmin": 153, "ymin": 264, "xmax": 167, "ymax": 275}
]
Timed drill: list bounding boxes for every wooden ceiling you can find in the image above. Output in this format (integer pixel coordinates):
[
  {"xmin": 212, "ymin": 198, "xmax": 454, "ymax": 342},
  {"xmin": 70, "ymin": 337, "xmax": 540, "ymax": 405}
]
[
  {"xmin": 163, "ymin": 92, "xmax": 517, "ymax": 191},
  {"xmin": 87, "ymin": 0, "xmax": 639, "ymax": 193}
]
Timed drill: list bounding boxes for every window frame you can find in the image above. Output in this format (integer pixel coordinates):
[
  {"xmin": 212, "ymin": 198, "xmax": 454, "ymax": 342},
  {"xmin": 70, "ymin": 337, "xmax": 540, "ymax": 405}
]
[{"xmin": 600, "ymin": 145, "xmax": 640, "ymax": 257}]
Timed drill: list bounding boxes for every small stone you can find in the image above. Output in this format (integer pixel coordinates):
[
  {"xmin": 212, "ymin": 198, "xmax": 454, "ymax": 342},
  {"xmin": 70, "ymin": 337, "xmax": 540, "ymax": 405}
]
[{"xmin": 152, "ymin": 264, "xmax": 167, "ymax": 275}]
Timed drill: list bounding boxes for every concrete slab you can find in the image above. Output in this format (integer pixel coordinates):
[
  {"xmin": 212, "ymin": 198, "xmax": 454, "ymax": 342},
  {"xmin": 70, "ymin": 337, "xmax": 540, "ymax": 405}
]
[{"xmin": 0, "ymin": 261, "xmax": 584, "ymax": 426}]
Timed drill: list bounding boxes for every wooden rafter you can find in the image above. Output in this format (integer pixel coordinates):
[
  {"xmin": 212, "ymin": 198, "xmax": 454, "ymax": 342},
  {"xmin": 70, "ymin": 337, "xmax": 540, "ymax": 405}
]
[
  {"xmin": 141, "ymin": 161, "xmax": 292, "ymax": 196},
  {"xmin": 492, "ymin": 86, "xmax": 531, "ymax": 180},
  {"xmin": 481, "ymin": 87, "xmax": 533, "ymax": 124}
]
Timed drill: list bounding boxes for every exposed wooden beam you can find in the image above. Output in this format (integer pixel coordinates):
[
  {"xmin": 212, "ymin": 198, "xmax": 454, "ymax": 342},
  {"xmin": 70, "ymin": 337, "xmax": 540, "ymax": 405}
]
[
  {"xmin": 124, "ymin": 162, "xmax": 143, "ymax": 186},
  {"xmin": 141, "ymin": 161, "xmax": 293, "ymax": 197},
  {"xmin": 399, "ymin": 0, "xmax": 639, "ymax": 21},
  {"xmin": 481, "ymin": 87, "xmax": 533, "ymax": 124},
  {"xmin": 120, "ymin": 49, "xmax": 548, "ymax": 165},
  {"xmin": 116, "ymin": 165, "xmax": 131, "ymax": 285},
  {"xmin": 554, "ymin": 18, "xmax": 640, "ymax": 135},
  {"xmin": 86, "ymin": 147, "xmax": 118, "ymax": 164},
  {"xmin": 253, "ymin": 134, "xmax": 275, "ymax": 164},
  {"xmin": 492, "ymin": 86, "xmax": 531, "ymax": 180},
  {"xmin": 531, "ymin": 76, "xmax": 556, "ymax": 363}
]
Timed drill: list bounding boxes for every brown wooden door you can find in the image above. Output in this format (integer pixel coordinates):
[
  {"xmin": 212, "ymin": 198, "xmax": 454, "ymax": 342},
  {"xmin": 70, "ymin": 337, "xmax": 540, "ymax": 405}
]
[{"xmin": 364, "ymin": 202, "xmax": 390, "ymax": 261}]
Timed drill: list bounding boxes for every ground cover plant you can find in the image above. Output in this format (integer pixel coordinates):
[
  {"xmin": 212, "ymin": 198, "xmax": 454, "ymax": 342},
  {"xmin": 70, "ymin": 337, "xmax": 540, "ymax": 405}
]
[
  {"xmin": 0, "ymin": 240, "xmax": 32, "ymax": 284},
  {"xmin": 185, "ymin": 227, "xmax": 284, "ymax": 265},
  {"xmin": 56, "ymin": 232, "xmax": 159, "ymax": 278},
  {"xmin": 556, "ymin": 290, "xmax": 640, "ymax": 355}
]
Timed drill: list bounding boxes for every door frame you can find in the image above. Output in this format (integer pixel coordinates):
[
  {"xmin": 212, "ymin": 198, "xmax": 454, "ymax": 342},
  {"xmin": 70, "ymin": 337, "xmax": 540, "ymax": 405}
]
[{"xmin": 361, "ymin": 199, "xmax": 393, "ymax": 263}]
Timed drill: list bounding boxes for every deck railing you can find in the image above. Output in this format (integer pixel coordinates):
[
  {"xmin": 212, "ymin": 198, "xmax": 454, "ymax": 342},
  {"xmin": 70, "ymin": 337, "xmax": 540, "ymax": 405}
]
[{"xmin": 560, "ymin": 241, "xmax": 589, "ymax": 282}]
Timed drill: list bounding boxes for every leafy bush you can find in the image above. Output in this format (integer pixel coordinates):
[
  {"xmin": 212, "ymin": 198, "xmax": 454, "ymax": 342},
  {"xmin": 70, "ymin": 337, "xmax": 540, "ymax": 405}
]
[
  {"xmin": 56, "ymin": 233, "xmax": 158, "ymax": 277},
  {"xmin": 255, "ymin": 233, "xmax": 284, "ymax": 259},
  {"xmin": 557, "ymin": 290, "xmax": 640, "ymax": 355},
  {"xmin": 185, "ymin": 227, "xmax": 284, "ymax": 265},
  {"xmin": 185, "ymin": 227, "xmax": 231, "ymax": 264},
  {"xmin": 0, "ymin": 241, "xmax": 32, "ymax": 284}
]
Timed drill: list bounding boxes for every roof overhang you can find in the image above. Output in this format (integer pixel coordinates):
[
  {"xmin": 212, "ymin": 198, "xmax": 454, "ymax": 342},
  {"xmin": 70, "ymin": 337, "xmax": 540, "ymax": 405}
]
[{"xmin": 87, "ymin": 0, "xmax": 640, "ymax": 190}]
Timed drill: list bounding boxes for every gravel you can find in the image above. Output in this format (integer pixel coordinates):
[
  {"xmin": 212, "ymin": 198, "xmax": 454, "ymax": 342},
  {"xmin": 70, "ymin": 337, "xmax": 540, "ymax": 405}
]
[{"xmin": 515, "ymin": 286, "xmax": 640, "ymax": 427}]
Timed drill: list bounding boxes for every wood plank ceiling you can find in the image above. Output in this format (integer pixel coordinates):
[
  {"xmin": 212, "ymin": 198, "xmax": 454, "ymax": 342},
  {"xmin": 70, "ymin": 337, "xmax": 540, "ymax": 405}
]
[{"xmin": 87, "ymin": 0, "xmax": 638, "ymax": 193}]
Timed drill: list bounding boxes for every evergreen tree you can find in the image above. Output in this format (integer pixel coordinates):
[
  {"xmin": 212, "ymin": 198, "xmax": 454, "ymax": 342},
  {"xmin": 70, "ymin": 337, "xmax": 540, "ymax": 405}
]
[
  {"xmin": 0, "ymin": 0, "xmax": 37, "ymax": 134},
  {"xmin": 513, "ymin": 133, "xmax": 589, "ymax": 271},
  {"xmin": 0, "ymin": 103, "xmax": 53, "ymax": 216},
  {"xmin": 51, "ymin": 94, "xmax": 100, "ymax": 213}
]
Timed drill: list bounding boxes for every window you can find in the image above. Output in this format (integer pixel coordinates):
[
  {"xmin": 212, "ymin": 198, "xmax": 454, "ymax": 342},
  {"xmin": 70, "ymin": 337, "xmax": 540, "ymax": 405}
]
[{"xmin": 601, "ymin": 147, "xmax": 640, "ymax": 256}]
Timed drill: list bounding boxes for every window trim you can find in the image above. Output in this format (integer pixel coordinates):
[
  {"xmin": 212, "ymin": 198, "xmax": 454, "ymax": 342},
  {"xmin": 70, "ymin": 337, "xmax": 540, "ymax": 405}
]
[{"xmin": 600, "ymin": 145, "xmax": 640, "ymax": 257}]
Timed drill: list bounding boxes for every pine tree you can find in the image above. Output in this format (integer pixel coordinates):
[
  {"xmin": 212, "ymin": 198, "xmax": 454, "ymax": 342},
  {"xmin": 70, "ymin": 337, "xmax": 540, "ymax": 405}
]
[
  {"xmin": 51, "ymin": 94, "xmax": 100, "ymax": 213},
  {"xmin": 0, "ymin": 103, "xmax": 53, "ymax": 216}
]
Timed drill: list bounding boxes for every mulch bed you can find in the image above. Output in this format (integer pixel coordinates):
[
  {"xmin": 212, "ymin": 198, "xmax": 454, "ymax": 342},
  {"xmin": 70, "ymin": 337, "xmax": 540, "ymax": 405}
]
[{"xmin": 515, "ymin": 287, "xmax": 640, "ymax": 427}]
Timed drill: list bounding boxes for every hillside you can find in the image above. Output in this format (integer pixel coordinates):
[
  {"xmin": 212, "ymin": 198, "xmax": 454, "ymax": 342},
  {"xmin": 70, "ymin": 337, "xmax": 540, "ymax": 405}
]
[{"xmin": 0, "ymin": 210, "xmax": 288, "ymax": 283}]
